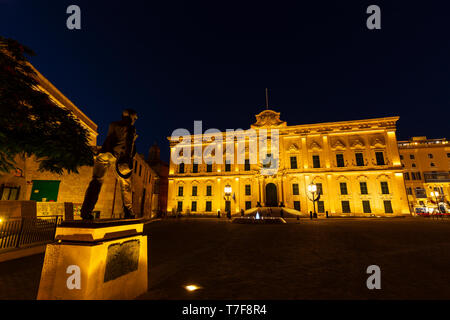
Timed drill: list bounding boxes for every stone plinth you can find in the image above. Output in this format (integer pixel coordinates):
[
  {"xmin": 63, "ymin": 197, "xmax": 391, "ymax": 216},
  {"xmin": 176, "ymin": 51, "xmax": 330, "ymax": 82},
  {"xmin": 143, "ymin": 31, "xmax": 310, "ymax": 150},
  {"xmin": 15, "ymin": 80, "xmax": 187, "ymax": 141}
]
[{"xmin": 37, "ymin": 219, "xmax": 148, "ymax": 300}]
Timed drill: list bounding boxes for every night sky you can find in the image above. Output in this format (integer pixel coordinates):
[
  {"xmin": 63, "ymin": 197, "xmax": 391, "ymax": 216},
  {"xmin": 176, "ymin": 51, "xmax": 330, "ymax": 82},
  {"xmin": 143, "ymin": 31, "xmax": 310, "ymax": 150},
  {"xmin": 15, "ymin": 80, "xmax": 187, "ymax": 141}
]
[{"xmin": 1, "ymin": 0, "xmax": 449, "ymax": 162}]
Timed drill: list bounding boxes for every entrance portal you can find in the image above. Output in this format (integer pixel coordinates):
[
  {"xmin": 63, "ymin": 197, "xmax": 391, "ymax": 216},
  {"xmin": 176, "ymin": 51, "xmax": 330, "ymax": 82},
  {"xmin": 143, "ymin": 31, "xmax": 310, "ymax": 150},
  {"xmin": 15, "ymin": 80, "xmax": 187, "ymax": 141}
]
[{"xmin": 265, "ymin": 183, "xmax": 278, "ymax": 207}]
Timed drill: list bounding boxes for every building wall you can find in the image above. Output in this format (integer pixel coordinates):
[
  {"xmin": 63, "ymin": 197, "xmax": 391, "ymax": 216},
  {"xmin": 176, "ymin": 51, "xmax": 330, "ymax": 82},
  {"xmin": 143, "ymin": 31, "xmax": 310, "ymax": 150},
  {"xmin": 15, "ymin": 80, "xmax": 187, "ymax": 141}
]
[
  {"xmin": 398, "ymin": 136, "xmax": 450, "ymax": 213},
  {"xmin": 167, "ymin": 110, "xmax": 410, "ymax": 216}
]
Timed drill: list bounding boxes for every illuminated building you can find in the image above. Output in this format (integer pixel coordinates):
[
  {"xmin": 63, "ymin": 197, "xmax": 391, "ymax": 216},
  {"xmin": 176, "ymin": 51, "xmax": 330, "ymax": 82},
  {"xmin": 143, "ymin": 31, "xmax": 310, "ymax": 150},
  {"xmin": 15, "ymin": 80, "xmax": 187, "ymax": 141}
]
[
  {"xmin": 167, "ymin": 110, "xmax": 410, "ymax": 216},
  {"xmin": 398, "ymin": 136, "xmax": 450, "ymax": 214}
]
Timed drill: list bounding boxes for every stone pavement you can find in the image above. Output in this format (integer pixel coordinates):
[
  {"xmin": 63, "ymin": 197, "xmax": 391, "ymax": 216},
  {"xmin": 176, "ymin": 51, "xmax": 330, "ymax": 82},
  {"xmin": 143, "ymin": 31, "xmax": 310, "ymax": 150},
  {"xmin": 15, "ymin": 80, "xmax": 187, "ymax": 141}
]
[{"xmin": 1, "ymin": 217, "xmax": 450, "ymax": 300}]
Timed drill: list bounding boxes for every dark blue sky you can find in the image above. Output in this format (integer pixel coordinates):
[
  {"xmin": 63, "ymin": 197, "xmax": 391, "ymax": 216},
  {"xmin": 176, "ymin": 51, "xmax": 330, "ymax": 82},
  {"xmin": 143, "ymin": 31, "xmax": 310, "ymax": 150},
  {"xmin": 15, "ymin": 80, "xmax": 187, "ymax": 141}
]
[{"xmin": 1, "ymin": 0, "xmax": 449, "ymax": 162}]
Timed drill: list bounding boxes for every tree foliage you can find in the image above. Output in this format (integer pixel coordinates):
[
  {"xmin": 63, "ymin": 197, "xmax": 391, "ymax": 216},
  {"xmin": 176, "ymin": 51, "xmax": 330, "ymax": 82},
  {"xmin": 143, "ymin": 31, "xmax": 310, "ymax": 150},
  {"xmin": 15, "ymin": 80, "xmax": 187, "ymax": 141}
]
[{"xmin": 0, "ymin": 36, "xmax": 94, "ymax": 174}]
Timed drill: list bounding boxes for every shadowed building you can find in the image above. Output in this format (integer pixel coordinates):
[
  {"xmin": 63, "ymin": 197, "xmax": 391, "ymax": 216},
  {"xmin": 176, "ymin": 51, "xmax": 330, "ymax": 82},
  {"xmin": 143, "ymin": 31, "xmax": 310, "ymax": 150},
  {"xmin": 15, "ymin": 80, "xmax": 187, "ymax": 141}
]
[
  {"xmin": 167, "ymin": 109, "xmax": 410, "ymax": 217},
  {"xmin": 0, "ymin": 66, "xmax": 158, "ymax": 219},
  {"xmin": 398, "ymin": 136, "xmax": 450, "ymax": 214}
]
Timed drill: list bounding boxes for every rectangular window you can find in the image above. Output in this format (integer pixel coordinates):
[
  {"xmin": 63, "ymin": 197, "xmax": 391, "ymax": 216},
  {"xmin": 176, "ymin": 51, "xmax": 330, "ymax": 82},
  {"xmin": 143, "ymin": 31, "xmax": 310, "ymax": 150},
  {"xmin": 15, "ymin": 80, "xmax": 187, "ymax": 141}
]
[
  {"xmin": 192, "ymin": 186, "xmax": 197, "ymax": 196},
  {"xmin": 206, "ymin": 185, "xmax": 212, "ymax": 196},
  {"xmin": 428, "ymin": 153, "xmax": 434, "ymax": 159},
  {"xmin": 294, "ymin": 201, "xmax": 301, "ymax": 211},
  {"xmin": 355, "ymin": 152, "xmax": 364, "ymax": 166},
  {"xmin": 245, "ymin": 159, "xmax": 250, "ymax": 171},
  {"xmin": 341, "ymin": 201, "xmax": 351, "ymax": 213},
  {"xmin": 404, "ymin": 172, "xmax": 410, "ymax": 180},
  {"xmin": 410, "ymin": 154, "xmax": 415, "ymax": 160},
  {"xmin": 178, "ymin": 186, "xmax": 183, "ymax": 197},
  {"xmin": 340, "ymin": 182, "xmax": 348, "ymax": 195},
  {"xmin": 336, "ymin": 154, "xmax": 345, "ymax": 167},
  {"xmin": 316, "ymin": 183, "xmax": 323, "ymax": 195},
  {"xmin": 312, "ymin": 155, "xmax": 320, "ymax": 168},
  {"xmin": 179, "ymin": 163, "xmax": 185, "ymax": 174},
  {"xmin": 416, "ymin": 172, "xmax": 421, "ymax": 180},
  {"xmin": 245, "ymin": 201, "xmax": 252, "ymax": 210},
  {"xmin": 245, "ymin": 184, "xmax": 251, "ymax": 196},
  {"xmin": 381, "ymin": 181, "xmax": 389, "ymax": 194},
  {"xmin": 225, "ymin": 160, "xmax": 231, "ymax": 172},
  {"xmin": 317, "ymin": 201, "xmax": 325, "ymax": 213},
  {"xmin": 177, "ymin": 201, "xmax": 183, "ymax": 212},
  {"xmin": 134, "ymin": 160, "xmax": 138, "ymax": 173},
  {"xmin": 292, "ymin": 183, "xmax": 299, "ymax": 195},
  {"xmin": 290, "ymin": 156, "xmax": 298, "ymax": 169},
  {"xmin": 411, "ymin": 172, "xmax": 417, "ymax": 180},
  {"xmin": 362, "ymin": 200, "xmax": 371, "ymax": 213},
  {"xmin": 447, "ymin": 153, "xmax": 450, "ymax": 158},
  {"xmin": 191, "ymin": 201, "xmax": 197, "ymax": 212},
  {"xmin": 375, "ymin": 151, "xmax": 385, "ymax": 165},
  {"xmin": 400, "ymin": 155, "xmax": 404, "ymax": 160},
  {"xmin": 192, "ymin": 163, "xmax": 198, "ymax": 173},
  {"xmin": 139, "ymin": 164, "xmax": 142, "ymax": 176},
  {"xmin": 360, "ymin": 182, "xmax": 368, "ymax": 195},
  {"xmin": 384, "ymin": 200, "xmax": 393, "ymax": 213},
  {"xmin": 205, "ymin": 201, "xmax": 212, "ymax": 212},
  {"xmin": 406, "ymin": 187, "xmax": 412, "ymax": 195},
  {"xmin": 206, "ymin": 163, "xmax": 212, "ymax": 172}
]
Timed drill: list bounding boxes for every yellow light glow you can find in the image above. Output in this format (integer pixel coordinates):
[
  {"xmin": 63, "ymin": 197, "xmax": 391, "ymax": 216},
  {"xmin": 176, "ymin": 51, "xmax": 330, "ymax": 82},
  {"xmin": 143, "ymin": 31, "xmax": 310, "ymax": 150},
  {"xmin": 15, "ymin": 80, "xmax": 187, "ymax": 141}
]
[
  {"xmin": 185, "ymin": 285, "xmax": 200, "ymax": 292},
  {"xmin": 395, "ymin": 172, "xmax": 403, "ymax": 177},
  {"xmin": 217, "ymin": 169, "xmax": 221, "ymax": 172},
  {"xmin": 0, "ymin": 218, "xmax": 2, "ymax": 223}
]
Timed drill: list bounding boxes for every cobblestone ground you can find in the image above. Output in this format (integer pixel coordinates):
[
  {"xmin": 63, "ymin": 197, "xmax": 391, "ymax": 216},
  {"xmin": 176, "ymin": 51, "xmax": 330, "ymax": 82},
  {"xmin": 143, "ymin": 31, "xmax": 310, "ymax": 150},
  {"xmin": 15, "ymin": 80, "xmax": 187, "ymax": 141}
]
[{"xmin": 1, "ymin": 217, "xmax": 450, "ymax": 300}]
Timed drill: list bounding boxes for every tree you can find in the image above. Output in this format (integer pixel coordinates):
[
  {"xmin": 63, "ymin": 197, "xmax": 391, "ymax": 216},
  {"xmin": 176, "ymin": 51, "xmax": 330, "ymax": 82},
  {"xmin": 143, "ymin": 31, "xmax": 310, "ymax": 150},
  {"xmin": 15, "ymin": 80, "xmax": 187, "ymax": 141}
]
[{"xmin": 0, "ymin": 36, "xmax": 94, "ymax": 174}]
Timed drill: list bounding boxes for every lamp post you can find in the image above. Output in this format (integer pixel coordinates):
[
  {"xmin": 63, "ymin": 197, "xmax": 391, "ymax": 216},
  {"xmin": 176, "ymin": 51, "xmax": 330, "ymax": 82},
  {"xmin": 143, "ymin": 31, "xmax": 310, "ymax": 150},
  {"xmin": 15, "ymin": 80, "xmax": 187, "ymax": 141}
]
[
  {"xmin": 307, "ymin": 183, "xmax": 318, "ymax": 218},
  {"xmin": 224, "ymin": 184, "xmax": 232, "ymax": 218}
]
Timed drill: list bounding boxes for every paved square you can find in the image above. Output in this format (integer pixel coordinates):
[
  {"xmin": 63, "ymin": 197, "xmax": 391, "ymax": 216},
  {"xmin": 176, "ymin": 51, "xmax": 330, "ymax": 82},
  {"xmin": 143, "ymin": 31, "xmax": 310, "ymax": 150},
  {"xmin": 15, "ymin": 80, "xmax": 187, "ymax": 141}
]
[{"xmin": 1, "ymin": 217, "xmax": 450, "ymax": 299}]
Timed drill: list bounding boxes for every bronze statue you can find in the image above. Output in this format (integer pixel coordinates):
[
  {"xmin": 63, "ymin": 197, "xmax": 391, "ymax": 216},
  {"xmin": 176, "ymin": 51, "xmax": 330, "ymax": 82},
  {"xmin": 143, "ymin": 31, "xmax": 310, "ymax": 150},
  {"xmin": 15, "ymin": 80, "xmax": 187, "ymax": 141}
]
[{"xmin": 80, "ymin": 109, "xmax": 138, "ymax": 220}]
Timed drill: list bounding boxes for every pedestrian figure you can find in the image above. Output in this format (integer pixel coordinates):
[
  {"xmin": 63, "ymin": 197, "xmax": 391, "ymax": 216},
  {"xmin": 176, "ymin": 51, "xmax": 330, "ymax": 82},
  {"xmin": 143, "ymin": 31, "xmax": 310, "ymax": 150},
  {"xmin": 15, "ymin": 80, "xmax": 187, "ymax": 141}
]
[
  {"xmin": 326, "ymin": 210, "xmax": 329, "ymax": 218},
  {"xmin": 310, "ymin": 211, "xmax": 313, "ymax": 220},
  {"xmin": 80, "ymin": 109, "xmax": 138, "ymax": 220},
  {"xmin": 241, "ymin": 209, "xmax": 244, "ymax": 217},
  {"xmin": 280, "ymin": 208, "xmax": 284, "ymax": 218},
  {"xmin": 217, "ymin": 209, "xmax": 221, "ymax": 218}
]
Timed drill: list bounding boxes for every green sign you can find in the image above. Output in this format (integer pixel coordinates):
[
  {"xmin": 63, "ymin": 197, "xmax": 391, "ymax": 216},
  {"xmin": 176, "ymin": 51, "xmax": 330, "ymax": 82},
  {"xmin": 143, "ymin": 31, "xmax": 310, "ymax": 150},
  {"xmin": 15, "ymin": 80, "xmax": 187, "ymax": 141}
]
[{"xmin": 30, "ymin": 180, "xmax": 61, "ymax": 202}]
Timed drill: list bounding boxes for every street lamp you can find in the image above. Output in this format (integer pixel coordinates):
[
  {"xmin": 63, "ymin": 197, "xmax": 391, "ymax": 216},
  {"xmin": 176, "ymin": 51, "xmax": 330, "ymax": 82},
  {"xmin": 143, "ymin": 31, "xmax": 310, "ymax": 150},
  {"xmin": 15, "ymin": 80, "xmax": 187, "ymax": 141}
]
[
  {"xmin": 224, "ymin": 184, "xmax": 232, "ymax": 218},
  {"xmin": 307, "ymin": 183, "xmax": 318, "ymax": 218}
]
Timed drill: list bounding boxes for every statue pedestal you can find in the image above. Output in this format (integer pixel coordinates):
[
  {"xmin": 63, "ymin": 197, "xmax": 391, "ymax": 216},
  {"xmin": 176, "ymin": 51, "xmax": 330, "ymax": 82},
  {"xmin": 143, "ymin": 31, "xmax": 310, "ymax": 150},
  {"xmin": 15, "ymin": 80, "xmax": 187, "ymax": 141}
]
[{"xmin": 37, "ymin": 219, "xmax": 148, "ymax": 300}]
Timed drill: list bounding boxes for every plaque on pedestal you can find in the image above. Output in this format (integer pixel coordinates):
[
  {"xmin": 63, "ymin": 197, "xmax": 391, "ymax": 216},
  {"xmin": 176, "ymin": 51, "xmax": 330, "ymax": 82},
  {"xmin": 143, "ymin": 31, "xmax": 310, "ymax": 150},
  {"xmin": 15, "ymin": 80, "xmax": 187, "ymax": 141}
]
[{"xmin": 37, "ymin": 219, "xmax": 148, "ymax": 300}]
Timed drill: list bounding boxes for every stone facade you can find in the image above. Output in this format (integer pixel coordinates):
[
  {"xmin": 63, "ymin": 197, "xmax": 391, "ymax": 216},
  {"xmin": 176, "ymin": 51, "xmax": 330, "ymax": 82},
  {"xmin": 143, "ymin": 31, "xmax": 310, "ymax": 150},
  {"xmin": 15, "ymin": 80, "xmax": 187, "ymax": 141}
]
[{"xmin": 167, "ymin": 110, "xmax": 411, "ymax": 217}]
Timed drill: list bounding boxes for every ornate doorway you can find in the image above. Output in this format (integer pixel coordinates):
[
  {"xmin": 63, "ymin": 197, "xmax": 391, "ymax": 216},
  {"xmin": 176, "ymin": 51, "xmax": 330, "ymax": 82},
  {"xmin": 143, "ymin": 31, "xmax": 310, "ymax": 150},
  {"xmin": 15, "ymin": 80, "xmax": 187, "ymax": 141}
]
[{"xmin": 265, "ymin": 183, "xmax": 278, "ymax": 207}]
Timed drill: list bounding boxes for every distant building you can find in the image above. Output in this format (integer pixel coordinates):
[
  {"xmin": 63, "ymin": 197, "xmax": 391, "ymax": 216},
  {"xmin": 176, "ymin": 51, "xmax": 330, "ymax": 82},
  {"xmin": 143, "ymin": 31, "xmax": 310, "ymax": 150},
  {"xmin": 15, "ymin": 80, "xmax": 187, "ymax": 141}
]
[
  {"xmin": 167, "ymin": 109, "xmax": 410, "ymax": 216},
  {"xmin": 0, "ymin": 66, "xmax": 158, "ymax": 219},
  {"xmin": 398, "ymin": 136, "xmax": 450, "ymax": 214}
]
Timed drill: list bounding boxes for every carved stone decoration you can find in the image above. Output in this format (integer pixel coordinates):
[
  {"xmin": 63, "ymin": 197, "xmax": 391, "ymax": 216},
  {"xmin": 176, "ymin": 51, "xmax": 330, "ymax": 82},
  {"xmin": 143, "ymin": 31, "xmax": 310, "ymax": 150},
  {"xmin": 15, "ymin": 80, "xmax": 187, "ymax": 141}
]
[
  {"xmin": 371, "ymin": 137, "xmax": 386, "ymax": 148},
  {"xmin": 251, "ymin": 110, "xmax": 287, "ymax": 128}
]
